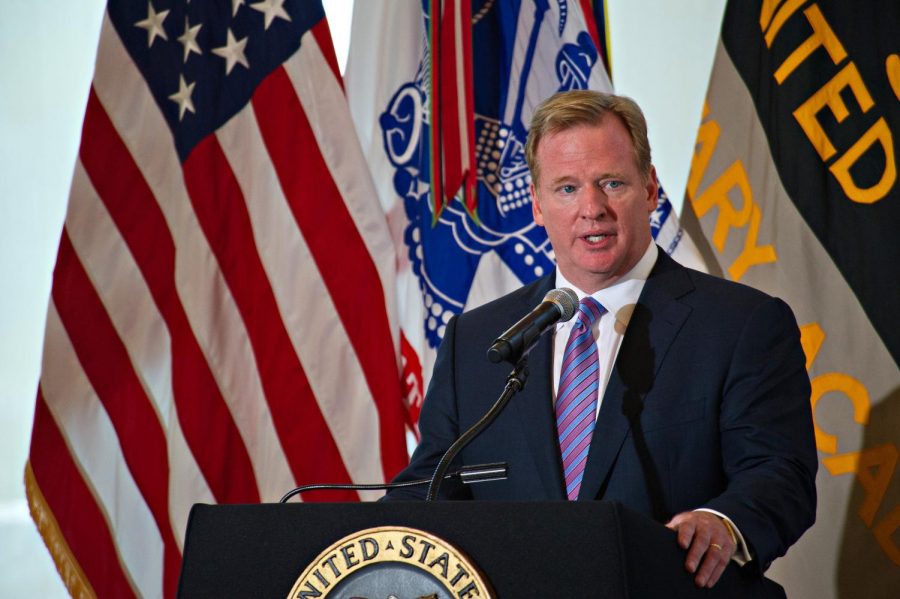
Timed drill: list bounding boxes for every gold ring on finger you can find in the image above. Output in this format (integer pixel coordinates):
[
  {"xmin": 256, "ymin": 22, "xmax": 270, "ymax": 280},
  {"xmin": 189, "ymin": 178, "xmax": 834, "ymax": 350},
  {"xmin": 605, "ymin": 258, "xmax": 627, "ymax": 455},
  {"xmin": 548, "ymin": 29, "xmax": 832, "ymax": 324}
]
[{"xmin": 710, "ymin": 543, "xmax": 723, "ymax": 551}]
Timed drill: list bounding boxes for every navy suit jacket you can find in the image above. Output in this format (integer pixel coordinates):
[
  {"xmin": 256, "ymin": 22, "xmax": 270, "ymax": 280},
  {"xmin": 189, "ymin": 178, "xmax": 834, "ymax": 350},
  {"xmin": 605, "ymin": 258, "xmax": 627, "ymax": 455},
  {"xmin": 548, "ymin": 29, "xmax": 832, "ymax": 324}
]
[{"xmin": 387, "ymin": 249, "xmax": 817, "ymax": 570}]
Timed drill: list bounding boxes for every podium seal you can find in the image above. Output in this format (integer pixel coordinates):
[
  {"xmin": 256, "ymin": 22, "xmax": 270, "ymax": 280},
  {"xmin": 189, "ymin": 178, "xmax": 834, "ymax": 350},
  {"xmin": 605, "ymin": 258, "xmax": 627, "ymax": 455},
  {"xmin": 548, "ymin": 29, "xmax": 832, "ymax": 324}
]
[{"xmin": 286, "ymin": 526, "xmax": 493, "ymax": 599}]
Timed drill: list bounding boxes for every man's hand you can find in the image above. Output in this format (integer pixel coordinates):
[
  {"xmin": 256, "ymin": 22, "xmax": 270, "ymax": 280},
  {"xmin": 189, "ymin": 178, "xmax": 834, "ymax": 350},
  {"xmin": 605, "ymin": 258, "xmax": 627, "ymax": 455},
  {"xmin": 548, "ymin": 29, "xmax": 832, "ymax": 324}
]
[{"xmin": 666, "ymin": 511, "xmax": 736, "ymax": 588}]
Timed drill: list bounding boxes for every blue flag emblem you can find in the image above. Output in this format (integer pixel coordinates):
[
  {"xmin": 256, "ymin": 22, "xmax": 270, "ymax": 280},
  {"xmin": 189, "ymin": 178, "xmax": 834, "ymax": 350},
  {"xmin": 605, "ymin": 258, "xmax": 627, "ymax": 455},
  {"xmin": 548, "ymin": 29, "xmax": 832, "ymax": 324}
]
[{"xmin": 377, "ymin": 1, "xmax": 610, "ymax": 348}]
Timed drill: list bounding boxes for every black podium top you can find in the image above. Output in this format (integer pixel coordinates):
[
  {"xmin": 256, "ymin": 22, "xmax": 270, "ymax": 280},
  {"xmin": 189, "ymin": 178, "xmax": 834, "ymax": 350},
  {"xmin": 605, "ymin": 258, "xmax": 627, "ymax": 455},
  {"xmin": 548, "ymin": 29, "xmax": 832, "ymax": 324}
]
[{"xmin": 178, "ymin": 501, "xmax": 783, "ymax": 598}]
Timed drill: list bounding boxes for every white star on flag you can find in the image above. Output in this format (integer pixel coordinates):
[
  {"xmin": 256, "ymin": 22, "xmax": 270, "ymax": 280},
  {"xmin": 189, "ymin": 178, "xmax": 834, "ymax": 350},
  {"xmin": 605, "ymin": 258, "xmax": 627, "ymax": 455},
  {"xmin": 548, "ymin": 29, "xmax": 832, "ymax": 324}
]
[
  {"xmin": 232, "ymin": 0, "xmax": 245, "ymax": 17},
  {"xmin": 212, "ymin": 28, "xmax": 249, "ymax": 75},
  {"xmin": 178, "ymin": 18, "xmax": 203, "ymax": 63},
  {"xmin": 251, "ymin": 0, "xmax": 292, "ymax": 30},
  {"xmin": 168, "ymin": 75, "xmax": 196, "ymax": 120},
  {"xmin": 134, "ymin": 1, "xmax": 170, "ymax": 48}
]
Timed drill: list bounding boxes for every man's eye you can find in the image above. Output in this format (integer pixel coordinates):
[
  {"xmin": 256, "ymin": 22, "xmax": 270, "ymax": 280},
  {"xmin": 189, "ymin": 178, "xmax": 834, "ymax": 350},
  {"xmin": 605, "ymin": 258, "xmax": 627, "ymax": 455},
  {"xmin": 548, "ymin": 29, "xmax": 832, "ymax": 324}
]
[
  {"xmin": 560, "ymin": 184, "xmax": 576, "ymax": 193},
  {"xmin": 604, "ymin": 180, "xmax": 623, "ymax": 190}
]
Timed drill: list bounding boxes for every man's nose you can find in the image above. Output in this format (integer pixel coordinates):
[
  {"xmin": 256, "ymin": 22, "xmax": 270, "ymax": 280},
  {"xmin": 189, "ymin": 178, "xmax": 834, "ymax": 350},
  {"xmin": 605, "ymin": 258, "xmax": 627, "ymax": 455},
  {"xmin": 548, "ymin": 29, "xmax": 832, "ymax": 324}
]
[{"xmin": 579, "ymin": 186, "xmax": 608, "ymax": 219}]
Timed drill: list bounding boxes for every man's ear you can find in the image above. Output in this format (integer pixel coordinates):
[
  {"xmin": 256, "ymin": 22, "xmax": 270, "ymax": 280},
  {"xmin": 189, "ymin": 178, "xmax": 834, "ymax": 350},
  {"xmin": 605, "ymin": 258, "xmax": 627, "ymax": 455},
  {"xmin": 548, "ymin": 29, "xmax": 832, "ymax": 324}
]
[
  {"xmin": 645, "ymin": 166, "xmax": 660, "ymax": 214},
  {"xmin": 531, "ymin": 184, "xmax": 545, "ymax": 226}
]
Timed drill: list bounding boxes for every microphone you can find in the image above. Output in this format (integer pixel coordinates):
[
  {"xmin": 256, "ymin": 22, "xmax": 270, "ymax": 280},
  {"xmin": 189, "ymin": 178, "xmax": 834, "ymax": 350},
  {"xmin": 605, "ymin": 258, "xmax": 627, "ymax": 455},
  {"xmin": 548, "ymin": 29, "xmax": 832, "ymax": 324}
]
[{"xmin": 486, "ymin": 288, "xmax": 578, "ymax": 364}]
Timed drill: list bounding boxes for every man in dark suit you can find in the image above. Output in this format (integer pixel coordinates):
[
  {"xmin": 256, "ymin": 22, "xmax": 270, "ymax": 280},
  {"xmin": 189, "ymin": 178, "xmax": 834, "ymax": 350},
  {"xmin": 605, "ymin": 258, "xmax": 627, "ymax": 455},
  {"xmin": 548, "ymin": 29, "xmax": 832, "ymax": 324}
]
[{"xmin": 385, "ymin": 90, "xmax": 817, "ymax": 589}]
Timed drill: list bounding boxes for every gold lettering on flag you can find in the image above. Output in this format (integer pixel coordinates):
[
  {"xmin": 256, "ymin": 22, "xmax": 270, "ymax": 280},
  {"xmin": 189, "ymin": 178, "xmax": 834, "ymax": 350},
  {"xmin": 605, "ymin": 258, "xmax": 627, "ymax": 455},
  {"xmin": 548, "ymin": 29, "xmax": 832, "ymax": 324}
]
[
  {"xmin": 765, "ymin": 2, "xmax": 896, "ymax": 204},
  {"xmin": 688, "ymin": 105, "xmax": 777, "ymax": 282},
  {"xmin": 799, "ymin": 321, "xmax": 900, "ymax": 566}
]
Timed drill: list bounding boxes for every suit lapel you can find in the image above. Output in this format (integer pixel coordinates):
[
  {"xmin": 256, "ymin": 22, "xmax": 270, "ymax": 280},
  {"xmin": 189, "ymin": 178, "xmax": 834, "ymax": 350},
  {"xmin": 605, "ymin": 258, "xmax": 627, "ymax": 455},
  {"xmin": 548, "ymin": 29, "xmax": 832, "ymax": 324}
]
[
  {"xmin": 511, "ymin": 275, "xmax": 567, "ymax": 500},
  {"xmin": 577, "ymin": 252, "xmax": 694, "ymax": 502}
]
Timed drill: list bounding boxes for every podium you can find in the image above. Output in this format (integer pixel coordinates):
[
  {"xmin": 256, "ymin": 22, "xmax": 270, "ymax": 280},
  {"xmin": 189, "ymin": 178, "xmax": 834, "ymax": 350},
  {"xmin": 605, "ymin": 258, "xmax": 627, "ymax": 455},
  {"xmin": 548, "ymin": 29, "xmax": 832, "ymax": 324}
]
[{"xmin": 177, "ymin": 501, "xmax": 784, "ymax": 598}]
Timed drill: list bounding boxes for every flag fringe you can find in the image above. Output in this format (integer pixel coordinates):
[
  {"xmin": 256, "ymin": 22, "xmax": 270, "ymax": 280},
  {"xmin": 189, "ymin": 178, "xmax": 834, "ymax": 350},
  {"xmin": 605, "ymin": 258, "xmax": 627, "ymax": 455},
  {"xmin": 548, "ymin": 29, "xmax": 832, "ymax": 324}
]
[{"xmin": 25, "ymin": 461, "xmax": 98, "ymax": 599}]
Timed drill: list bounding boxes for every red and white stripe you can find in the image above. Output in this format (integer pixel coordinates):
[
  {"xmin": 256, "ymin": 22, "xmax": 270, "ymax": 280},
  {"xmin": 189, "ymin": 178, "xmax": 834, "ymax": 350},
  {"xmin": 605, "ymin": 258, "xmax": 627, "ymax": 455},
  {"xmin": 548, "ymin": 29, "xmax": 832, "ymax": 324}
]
[{"xmin": 28, "ymin": 10, "xmax": 407, "ymax": 599}]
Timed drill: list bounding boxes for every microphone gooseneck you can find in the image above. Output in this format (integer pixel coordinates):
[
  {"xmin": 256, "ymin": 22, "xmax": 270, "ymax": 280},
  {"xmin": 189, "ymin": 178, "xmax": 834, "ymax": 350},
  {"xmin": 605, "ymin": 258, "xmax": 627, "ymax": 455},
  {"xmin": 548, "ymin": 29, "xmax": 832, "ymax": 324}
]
[{"xmin": 426, "ymin": 359, "xmax": 528, "ymax": 501}]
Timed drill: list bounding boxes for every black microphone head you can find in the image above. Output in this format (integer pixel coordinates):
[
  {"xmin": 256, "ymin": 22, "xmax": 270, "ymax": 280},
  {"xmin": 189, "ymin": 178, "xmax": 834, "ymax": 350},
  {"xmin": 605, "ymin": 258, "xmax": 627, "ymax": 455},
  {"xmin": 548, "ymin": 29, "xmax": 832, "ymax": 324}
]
[
  {"xmin": 544, "ymin": 288, "xmax": 578, "ymax": 322},
  {"xmin": 486, "ymin": 287, "xmax": 579, "ymax": 364}
]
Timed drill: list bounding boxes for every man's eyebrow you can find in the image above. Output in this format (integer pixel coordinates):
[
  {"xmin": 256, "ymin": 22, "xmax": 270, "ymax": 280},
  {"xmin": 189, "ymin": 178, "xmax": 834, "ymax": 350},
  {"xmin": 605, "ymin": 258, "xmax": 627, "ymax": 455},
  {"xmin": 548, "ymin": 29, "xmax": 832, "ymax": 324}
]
[
  {"xmin": 546, "ymin": 171, "xmax": 625, "ymax": 186},
  {"xmin": 547, "ymin": 175, "xmax": 576, "ymax": 186}
]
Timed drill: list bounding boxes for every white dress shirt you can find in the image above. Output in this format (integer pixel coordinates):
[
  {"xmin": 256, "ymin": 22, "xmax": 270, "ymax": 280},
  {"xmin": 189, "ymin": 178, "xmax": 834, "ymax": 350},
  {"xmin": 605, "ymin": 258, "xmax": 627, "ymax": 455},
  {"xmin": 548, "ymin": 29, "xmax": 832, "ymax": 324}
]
[
  {"xmin": 551, "ymin": 241, "xmax": 751, "ymax": 564},
  {"xmin": 551, "ymin": 241, "xmax": 658, "ymax": 414}
]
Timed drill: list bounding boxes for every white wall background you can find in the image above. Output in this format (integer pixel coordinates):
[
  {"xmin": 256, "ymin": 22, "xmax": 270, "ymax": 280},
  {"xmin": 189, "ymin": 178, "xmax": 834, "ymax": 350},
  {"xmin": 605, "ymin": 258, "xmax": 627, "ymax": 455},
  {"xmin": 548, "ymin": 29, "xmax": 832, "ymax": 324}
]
[{"xmin": 0, "ymin": 1, "xmax": 726, "ymax": 595}]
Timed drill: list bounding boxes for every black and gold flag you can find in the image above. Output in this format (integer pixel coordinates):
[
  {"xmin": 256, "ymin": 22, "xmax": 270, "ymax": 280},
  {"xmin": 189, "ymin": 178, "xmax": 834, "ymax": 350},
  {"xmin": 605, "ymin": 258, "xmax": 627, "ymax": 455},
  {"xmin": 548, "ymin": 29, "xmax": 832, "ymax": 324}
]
[{"xmin": 685, "ymin": 1, "xmax": 900, "ymax": 596}]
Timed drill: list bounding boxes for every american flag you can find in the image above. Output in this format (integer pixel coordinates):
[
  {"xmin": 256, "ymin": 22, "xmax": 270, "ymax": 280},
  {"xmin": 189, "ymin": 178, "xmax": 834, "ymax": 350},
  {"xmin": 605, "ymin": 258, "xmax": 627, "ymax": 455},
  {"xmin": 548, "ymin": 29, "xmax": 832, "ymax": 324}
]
[{"xmin": 25, "ymin": 1, "xmax": 407, "ymax": 596}]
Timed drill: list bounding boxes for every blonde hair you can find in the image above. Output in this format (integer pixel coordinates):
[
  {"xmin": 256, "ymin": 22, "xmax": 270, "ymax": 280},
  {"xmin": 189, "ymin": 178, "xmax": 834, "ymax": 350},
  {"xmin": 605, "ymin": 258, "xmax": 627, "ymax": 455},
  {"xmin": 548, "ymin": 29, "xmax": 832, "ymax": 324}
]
[{"xmin": 525, "ymin": 90, "xmax": 652, "ymax": 184}]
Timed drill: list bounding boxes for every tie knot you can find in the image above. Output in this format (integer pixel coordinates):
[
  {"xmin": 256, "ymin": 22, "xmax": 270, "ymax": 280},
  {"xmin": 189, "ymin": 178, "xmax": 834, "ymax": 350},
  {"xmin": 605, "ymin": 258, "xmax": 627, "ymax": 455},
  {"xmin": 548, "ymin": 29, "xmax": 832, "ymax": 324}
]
[{"xmin": 575, "ymin": 296, "xmax": 605, "ymax": 329}]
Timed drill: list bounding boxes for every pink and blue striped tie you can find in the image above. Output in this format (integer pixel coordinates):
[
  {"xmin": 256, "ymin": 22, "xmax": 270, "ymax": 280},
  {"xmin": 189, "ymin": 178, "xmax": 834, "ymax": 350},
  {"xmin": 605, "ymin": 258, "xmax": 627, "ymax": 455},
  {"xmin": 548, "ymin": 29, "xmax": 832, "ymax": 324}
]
[{"xmin": 556, "ymin": 296, "xmax": 605, "ymax": 500}]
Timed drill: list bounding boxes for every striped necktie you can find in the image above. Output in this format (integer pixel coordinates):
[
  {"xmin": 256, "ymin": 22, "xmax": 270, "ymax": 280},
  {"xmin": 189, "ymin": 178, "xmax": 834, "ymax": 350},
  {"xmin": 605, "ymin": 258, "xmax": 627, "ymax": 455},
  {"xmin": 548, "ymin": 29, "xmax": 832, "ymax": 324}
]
[{"xmin": 556, "ymin": 296, "xmax": 605, "ymax": 500}]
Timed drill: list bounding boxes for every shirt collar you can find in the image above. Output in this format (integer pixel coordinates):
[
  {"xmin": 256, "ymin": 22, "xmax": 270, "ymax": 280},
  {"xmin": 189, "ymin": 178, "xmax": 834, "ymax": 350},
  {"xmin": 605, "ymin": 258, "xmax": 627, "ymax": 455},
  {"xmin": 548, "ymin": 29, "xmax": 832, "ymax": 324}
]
[{"xmin": 554, "ymin": 241, "xmax": 658, "ymax": 331}]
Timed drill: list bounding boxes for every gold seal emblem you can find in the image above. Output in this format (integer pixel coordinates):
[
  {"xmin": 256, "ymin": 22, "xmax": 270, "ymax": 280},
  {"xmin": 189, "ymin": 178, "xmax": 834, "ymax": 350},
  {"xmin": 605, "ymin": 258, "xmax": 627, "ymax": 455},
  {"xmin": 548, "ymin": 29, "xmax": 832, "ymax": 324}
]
[{"xmin": 286, "ymin": 526, "xmax": 493, "ymax": 599}]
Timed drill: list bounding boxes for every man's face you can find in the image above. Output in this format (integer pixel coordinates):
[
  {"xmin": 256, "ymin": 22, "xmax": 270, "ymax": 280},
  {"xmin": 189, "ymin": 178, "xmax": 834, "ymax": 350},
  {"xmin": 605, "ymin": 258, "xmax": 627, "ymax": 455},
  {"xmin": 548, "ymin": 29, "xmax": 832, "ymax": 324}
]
[{"xmin": 530, "ymin": 116, "xmax": 658, "ymax": 293}]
